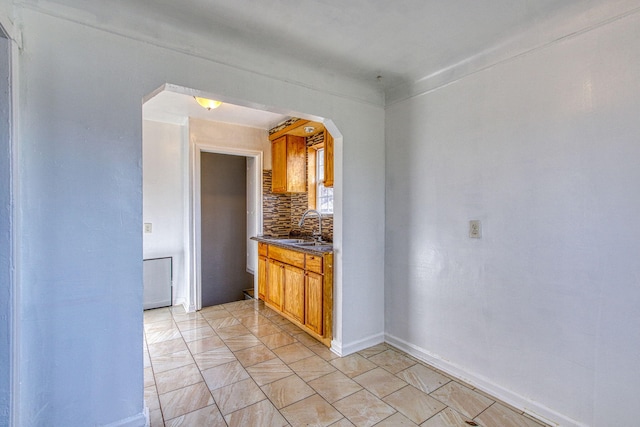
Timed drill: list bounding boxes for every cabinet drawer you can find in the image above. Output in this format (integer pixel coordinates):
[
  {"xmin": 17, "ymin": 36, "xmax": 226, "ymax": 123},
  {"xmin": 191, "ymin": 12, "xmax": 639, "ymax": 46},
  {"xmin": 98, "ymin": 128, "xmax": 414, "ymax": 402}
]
[
  {"xmin": 305, "ymin": 254, "xmax": 323, "ymax": 274},
  {"xmin": 269, "ymin": 245, "xmax": 305, "ymax": 269},
  {"xmin": 258, "ymin": 242, "xmax": 268, "ymax": 257}
]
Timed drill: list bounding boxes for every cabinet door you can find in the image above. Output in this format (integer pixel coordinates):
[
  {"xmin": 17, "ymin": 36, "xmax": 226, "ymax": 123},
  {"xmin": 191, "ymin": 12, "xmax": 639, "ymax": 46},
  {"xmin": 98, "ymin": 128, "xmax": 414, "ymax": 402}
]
[
  {"xmin": 283, "ymin": 265, "xmax": 305, "ymax": 323},
  {"xmin": 271, "ymin": 136, "xmax": 287, "ymax": 193},
  {"xmin": 267, "ymin": 259, "xmax": 284, "ymax": 310},
  {"xmin": 305, "ymin": 271, "xmax": 323, "ymax": 335},
  {"xmin": 286, "ymin": 135, "xmax": 307, "ymax": 193},
  {"xmin": 272, "ymin": 135, "xmax": 306, "ymax": 193},
  {"xmin": 323, "ymin": 131, "xmax": 334, "ymax": 188},
  {"xmin": 258, "ymin": 255, "xmax": 267, "ymax": 300}
]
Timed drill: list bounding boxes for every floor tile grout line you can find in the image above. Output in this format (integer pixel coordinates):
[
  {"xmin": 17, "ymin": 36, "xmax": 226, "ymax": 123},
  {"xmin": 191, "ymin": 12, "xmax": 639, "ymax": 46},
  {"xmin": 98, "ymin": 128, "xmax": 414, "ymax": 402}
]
[
  {"xmin": 146, "ymin": 301, "xmax": 552, "ymax": 427},
  {"xmin": 423, "ymin": 378, "xmax": 452, "ymax": 396},
  {"xmin": 236, "ymin": 302, "xmax": 357, "ymax": 424},
  {"xmin": 472, "ymin": 401, "xmax": 497, "ymax": 425},
  {"xmin": 327, "ymin": 389, "xmax": 397, "ymax": 426},
  {"xmin": 371, "ymin": 411, "xmax": 401, "ymax": 426},
  {"xmin": 142, "ymin": 330, "xmax": 168, "ymax": 424},
  {"xmin": 157, "ymin": 307, "xmax": 220, "ymax": 425},
  {"xmin": 143, "ymin": 331, "xmax": 168, "ymax": 425},
  {"xmin": 163, "ymin": 301, "xmax": 306, "ymax": 424},
  {"xmin": 209, "ymin": 303, "xmax": 336, "ymax": 423},
  {"xmin": 167, "ymin": 303, "xmax": 372, "ymax": 425},
  {"xmin": 420, "ymin": 406, "xmax": 459, "ymax": 426},
  {"xmin": 221, "ymin": 397, "xmax": 273, "ymax": 424},
  {"xmin": 171, "ymin": 308, "xmax": 241, "ymax": 425}
]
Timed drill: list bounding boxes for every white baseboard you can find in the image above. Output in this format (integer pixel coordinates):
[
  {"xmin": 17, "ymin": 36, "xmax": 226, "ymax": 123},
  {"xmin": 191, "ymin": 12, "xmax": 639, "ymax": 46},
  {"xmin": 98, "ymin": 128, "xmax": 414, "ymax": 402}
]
[
  {"xmin": 330, "ymin": 339, "xmax": 343, "ymax": 356},
  {"xmin": 173, "ymin": 297, "xmax": 195, "ymax": 313},
  {"xmin": 173, "ymin": 296, "xmax": 186, "ymax": 308},
  {"xmin": 329, "ymin": 343, "xmax": 342, "ymax": 357},
  {"xmin": 385, "ymin": 333, "xmax": 586, "ymax": 427},
  {"xmin": 335, "ymin": 332, "xmax": 385, "ymax": 357},
  {"xmin": 103, "ymin": 411, "xmax": 148, "ymax": 427}
]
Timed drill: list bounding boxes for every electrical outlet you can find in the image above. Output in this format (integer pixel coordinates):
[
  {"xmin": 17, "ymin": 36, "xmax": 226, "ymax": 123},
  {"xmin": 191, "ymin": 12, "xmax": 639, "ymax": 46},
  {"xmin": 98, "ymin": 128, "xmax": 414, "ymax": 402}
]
[
  {"xmin": 469, "ymin": 220, "xmax": 481, "ymax": 238},
  {"xmin": 144, "ymin": 223, "xmax": 152, "ymax": 233}
]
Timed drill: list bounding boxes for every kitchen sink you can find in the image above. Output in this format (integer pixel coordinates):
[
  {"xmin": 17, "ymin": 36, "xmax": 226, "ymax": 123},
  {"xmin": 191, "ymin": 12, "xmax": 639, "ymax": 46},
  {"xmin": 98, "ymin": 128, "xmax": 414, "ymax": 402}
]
[
  {"xmin": 265, "ymin": 238, "xmax": 306, "ymax": 244},
  {"xmin": 260, "ymin": 237, "xmax": 332, "ymax": 251},
  {"xmin": 294, "ymin": 241, "xmax": 333, "ymax": 250}
]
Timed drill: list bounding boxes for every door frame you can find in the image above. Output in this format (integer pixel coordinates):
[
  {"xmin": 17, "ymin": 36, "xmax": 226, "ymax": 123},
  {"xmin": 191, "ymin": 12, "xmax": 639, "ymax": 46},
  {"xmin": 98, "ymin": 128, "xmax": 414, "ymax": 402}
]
[{"xmin": 188, "ymin": 142, "xmax": 263, "ymax": 311}]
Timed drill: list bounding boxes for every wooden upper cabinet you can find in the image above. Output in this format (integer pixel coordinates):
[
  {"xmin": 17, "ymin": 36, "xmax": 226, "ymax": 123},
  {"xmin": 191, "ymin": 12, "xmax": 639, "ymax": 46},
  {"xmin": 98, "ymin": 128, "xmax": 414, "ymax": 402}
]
[
  {"xmin": 324, "ymin": 131, "xmax": 334, "ymax": 188},
  {"xmin": 271, "ymin": 136, "xmax": 287, "ymax": 193},
  {"xmin": 272, "ymin": 135, "xmax": 306, "ymax": 193}
]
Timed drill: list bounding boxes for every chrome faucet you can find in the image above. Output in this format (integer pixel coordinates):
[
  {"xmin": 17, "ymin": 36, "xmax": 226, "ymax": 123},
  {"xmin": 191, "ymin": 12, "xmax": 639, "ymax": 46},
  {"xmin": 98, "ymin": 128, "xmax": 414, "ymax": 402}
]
[{"xmin": 299, "ymin": 209, "xmax": 323, "ymax": 241}]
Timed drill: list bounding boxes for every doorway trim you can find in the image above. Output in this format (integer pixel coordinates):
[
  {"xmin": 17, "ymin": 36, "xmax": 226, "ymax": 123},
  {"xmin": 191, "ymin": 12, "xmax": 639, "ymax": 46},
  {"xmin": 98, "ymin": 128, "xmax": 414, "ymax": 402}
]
[{"xmin": 188, "ymin": 141, "xmax": 263, "ymax": 311}]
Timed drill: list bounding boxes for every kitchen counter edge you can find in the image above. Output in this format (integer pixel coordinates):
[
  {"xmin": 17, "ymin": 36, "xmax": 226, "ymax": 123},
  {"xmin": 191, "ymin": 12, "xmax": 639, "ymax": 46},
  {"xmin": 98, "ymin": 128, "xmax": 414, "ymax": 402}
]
[{"xmin": 251, "ymin": 236, "xmax": 333, "ymax": 255}]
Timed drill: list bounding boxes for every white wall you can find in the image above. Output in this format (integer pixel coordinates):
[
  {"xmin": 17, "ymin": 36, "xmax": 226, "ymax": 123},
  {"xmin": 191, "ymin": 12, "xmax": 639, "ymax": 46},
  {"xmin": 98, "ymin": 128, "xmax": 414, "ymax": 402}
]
[
  {"xmin": 190, "ymin": 118, "xmax": 271, "ymax": 168},
  {"xmin": 0, "ymin": 5, "xmax": 17, "ymax": 425},
  {"xmin": 13, "ymin": 6, "xmax": 385, "ymax": 426},
  {"xmin": 142, "ymin": 120, "xmax": 186, "ymax": 305},
  {"xmin": 385, "ymin": 9, "xmax": 640, "ymax": 427},
  {"xmin": 189, "ymin": 118, "xmax": 270, "ymax": 307},
  {"xmin": 0, "ymin": 0, "xmax": 13, "ymax": 36},
  {"xmin": 0, "ymin": 24, "xmax": 13, "ymax": 427},
  {"xmin": 142, "ymin": 118, "xmax": 269, "ymax": 310}
]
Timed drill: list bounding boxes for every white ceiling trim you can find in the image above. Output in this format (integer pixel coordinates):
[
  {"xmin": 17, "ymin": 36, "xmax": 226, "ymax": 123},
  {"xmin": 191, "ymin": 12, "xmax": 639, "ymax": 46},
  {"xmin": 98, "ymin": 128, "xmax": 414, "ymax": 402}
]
[
  {"xmin": 385, "ymin": 1, "xmax": 640, "ymax": 105},
  {"xmin": 18, "ymin": 0, "xmax": 640, "ymax": 107}
]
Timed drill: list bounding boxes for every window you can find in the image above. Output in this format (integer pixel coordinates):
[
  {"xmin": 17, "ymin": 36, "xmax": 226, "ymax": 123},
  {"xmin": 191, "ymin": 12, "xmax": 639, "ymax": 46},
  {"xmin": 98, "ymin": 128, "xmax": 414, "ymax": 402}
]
[
  {"xmin": 308, "ymin": 145, "xmax": 333, "ymax": 215},
  {"xmin": 316, "ymin": 148, "xmax": 333, "ymax": 214}
]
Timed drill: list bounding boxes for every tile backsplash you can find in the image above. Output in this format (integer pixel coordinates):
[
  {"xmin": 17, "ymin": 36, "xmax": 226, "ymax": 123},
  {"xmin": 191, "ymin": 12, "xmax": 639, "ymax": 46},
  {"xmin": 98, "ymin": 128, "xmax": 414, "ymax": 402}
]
[
  {"xmin": 268, "ymin": 118, "xmax": 301, "ymax": 136},
  {"xmin": 262, "ymin": 130, "xmax": 333, "ymax": 241},
  {"xmin": 262, "ymin": 170, "xmax": 334, "ymax": 241},
  {"xmin": 262, "ymin": 169, "xmax": 292, "ymax": 237}
]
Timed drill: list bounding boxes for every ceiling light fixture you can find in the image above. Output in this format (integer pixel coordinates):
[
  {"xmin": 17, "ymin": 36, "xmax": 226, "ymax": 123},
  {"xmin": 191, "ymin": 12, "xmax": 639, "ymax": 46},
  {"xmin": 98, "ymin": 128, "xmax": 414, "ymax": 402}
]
[
  {"xmin": 194, "ymin": 96, "xmax": 223, "ymax": 110},
  {"xmin": 304, "ymin": 126, "xmax": 315, "ymax": 134}
]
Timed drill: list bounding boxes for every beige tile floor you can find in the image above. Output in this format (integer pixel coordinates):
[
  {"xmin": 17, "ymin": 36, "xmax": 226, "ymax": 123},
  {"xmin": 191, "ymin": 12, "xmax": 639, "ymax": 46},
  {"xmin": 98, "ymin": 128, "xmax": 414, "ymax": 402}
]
[{"xmin": 144, "ymin": 299, "xmax": 550, "ymax": 427}]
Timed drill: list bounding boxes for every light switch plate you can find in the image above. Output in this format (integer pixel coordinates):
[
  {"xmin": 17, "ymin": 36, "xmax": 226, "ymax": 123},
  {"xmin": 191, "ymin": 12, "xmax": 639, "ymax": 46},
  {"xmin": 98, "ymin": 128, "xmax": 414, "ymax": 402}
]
[
  {"xmin": 144, "ymin": 223, "xmax": 152, "ymax": 233},
  {"xmin": 469, "ymin": 220, "xmax": 481, "ymax": 238}
]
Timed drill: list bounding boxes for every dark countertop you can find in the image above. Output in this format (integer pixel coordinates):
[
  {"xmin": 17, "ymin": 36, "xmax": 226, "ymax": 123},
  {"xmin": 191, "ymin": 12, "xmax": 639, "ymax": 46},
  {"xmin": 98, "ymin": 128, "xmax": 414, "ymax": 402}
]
[{"xmin": 251, "ymin": 236, "xmax": 333, "ymax": 255}]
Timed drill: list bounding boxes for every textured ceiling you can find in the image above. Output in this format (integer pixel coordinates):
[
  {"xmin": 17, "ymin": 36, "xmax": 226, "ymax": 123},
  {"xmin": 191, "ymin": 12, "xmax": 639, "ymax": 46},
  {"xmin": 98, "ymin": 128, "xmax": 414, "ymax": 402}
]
[
  {"xmin": 25, "ymin": 0, "xmax": 636, "ymax": 124},
  {"xmin": 22, "ymin": 0, "xmax": 628, "ymax": 94},
  {"xmin": 143, "ymin": 89, "xmax": 288, "ymax": 129}
]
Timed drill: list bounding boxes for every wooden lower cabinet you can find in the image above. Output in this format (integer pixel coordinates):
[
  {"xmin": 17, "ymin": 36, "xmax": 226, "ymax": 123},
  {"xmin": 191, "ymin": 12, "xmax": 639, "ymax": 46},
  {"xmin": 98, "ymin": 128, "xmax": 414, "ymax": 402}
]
[
  {"xmin": 257, "ymin": 242, "xmax": 333, "ymax": 347},
  {"xmin": 266, "ymin": 259, "xmax": 284, "ymax": 310},
  {"xmin": 258, "ymin": 255, "xmax": 267, "ymax": 300},
  {"xmin": 283, "ymin": 265, "xmax": 305, "ymax": 323},
  {"xmin": 305, "ymin": 271, "xmax": 323, "ymax": 335}
]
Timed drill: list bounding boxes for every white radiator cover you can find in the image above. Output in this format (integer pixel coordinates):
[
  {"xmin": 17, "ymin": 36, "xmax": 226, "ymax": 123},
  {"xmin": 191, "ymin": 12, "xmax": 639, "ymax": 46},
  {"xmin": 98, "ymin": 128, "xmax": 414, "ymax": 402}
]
[{"xmin": 143, "ymin": 257, "xmax": 172, "ymax": 310}]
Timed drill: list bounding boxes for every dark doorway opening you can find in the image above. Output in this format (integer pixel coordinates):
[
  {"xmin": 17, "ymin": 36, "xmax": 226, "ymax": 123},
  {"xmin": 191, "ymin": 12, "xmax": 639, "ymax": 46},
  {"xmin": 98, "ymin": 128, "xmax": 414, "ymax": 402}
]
[{"xmin": 200, "ymin": 152, "xmax": 253, "ymax": 307}]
